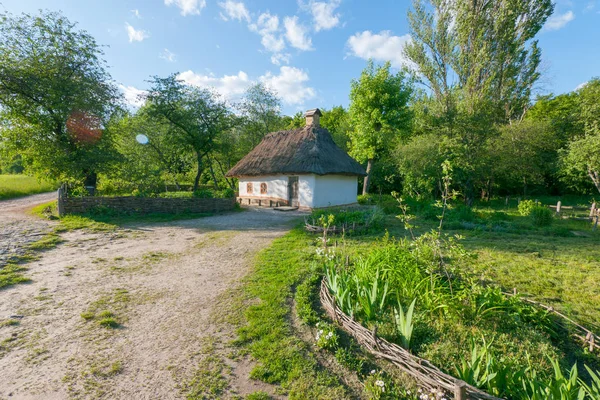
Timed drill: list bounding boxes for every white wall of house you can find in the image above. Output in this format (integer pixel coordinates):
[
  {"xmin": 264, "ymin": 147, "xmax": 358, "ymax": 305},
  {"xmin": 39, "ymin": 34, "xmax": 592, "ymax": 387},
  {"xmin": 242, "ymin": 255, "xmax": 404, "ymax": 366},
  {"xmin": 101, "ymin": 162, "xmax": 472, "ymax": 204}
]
[
  {"xmin": 238, "ymin": 174, "xmax": 358, "ymax": 208},
  {"xmin": 313, "ymin": 175, "xmax": 358, "ymax": 208},
  {"xmin": 238, "ymin": 175, "xmax": 288, "ymax": 200}
]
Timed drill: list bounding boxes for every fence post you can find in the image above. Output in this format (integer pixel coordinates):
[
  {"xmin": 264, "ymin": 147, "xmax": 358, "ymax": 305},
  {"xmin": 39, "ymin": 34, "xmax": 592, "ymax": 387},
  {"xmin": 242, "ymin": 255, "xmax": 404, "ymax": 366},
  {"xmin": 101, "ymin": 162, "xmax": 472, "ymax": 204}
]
[
  {"xmin": 556, "ymin": 201, "xmax": 561, "ymax": 214},
  {"xmin": 57, "ymin": 186, "xmax": 65, "ymax": 217},
  {"xmin": 454, "ymin": 380, "xmax": 467, "ymax": 400},
  {"xmin": 590, "ymin": 202, "xmax": 597, "ymax": 218},
  {"xmin": 505, "ymin": 196, "xmax": 509, "ymax": 207}
]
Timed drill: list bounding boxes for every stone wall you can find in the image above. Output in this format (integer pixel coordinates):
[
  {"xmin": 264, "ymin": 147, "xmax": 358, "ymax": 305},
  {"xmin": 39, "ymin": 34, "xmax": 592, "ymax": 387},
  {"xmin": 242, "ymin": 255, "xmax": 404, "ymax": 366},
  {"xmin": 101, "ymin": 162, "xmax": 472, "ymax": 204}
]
[{"xmin": 58, "ymin": 195, "xmax": 236, "ymax": 216}]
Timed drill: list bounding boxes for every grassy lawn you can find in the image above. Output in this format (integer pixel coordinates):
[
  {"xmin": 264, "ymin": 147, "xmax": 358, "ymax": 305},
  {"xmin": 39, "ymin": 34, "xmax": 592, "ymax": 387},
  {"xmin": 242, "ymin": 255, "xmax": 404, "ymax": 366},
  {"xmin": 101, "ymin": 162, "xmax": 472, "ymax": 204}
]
[{"xmin": 0, "ymin": 174, "xmax": 56, "ymax": 200}]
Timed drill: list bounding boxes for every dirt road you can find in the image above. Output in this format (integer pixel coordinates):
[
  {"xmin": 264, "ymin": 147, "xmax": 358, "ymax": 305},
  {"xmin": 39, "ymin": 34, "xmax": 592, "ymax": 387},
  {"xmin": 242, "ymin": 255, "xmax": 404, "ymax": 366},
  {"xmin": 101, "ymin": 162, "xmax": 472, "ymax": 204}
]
[{"xmin": 0, "ymin": 194, "xmax": 301, "ymax": 399}]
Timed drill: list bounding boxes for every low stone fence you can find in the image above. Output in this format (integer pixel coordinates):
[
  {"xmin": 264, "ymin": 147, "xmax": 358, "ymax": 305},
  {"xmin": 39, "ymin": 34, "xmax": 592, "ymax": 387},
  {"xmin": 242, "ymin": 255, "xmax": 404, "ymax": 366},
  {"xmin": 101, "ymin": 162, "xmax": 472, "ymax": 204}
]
[{"xmin": 57, "ymin": 191, "xmax": 236, "ymax": 216}]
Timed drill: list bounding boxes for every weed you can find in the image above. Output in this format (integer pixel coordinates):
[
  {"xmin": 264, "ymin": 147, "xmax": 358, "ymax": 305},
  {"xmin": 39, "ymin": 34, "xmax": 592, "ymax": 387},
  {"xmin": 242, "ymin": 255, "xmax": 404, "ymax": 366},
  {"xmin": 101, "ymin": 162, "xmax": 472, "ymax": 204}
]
[{"xmin": 0, "ymin": 319, "xmax": 20, "ymax": 328}]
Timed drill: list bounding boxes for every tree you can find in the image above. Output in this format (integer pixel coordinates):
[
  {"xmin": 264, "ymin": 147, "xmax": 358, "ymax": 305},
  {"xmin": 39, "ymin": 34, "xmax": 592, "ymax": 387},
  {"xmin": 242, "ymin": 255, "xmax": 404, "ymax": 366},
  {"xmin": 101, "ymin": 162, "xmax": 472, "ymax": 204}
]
[
  {"xmin": 0, "ymin": 10, "xmax": 119, "ymax": 186},
  {"xmin": 238, "ymin": 83, "xmax": 283, "ymax": 150},
  {"xmin": 348, "ymin": 61, "xmax": 413, "ymax": 195},
  {"xmin": 403, "ymin": 0, "xmax": 553, "ymax": 203},
  {"xmin": 320, "ymin": 106, "xmax": 352, "ymax": 151},
  {"xmin": 560, "ymin": 78, "xmax": 600, "ymax": 194},
  {"xmin": 144, "ymin": 74, "xmax": 230, "ymax": 191},
  {"xmin": 490, "ymin": 120, "xmax": 559, "ymax": 196}
]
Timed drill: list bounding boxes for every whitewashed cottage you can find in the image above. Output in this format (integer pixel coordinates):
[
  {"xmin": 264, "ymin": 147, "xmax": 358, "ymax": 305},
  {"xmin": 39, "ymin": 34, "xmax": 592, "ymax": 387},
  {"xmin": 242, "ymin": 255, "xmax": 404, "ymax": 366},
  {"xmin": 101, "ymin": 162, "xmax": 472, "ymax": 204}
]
[{"xmin": 226, "ymin": 109, "xmax": 366, "ymax": 210}]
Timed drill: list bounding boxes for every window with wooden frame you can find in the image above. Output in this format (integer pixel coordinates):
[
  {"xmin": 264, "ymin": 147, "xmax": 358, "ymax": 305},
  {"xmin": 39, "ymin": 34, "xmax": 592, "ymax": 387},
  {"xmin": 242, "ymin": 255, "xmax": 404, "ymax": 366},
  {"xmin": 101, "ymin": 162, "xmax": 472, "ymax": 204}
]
[
  {"xmin": 246, "ymin": 182, "xmax": 253, "ymax": 194},
  {"xmin": 260, "ymin": 183, "xmax": 267, "ymax": 194}
]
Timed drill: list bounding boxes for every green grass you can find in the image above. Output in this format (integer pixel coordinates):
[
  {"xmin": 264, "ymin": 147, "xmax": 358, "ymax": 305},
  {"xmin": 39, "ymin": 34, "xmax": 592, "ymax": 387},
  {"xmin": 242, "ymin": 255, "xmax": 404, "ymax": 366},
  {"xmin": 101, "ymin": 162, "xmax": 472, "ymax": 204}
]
[
  {"xmin": 232, "ymin": 228, "xmax": 350, "ymax": 399},
  {"xmin": 0, "ymin": 174, "xmax": 56, "ymax": 200}
]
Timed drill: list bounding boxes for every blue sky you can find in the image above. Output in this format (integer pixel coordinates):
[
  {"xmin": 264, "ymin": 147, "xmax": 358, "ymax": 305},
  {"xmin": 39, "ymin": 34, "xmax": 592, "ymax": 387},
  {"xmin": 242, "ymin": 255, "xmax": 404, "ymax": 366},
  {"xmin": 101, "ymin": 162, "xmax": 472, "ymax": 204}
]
[{"xmin": 1, "ymin": 0, "xmax": 598, "ymax": 115}]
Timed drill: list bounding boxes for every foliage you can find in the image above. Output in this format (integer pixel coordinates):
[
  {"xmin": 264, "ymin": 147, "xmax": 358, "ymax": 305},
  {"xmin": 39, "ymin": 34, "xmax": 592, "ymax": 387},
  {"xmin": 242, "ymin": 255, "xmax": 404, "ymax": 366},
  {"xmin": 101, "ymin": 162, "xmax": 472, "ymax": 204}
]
[
  {"xmin": 394, "ymin": 298, "xmax": 416, "ymax": 350},
  {"xmin": 518, "ymin": 199, "xmax": 538, "ymax": 216},
  {"xmin": 314, "ymin": 321, "xmax": 339, "ymax": 350},
  {"xmin": 0, "ymin": 10, "xmax": 120, "ymax": 185},
  {"xmin": 530, "ymin": 205, "xmax": 553, "ymax": 227},
  {"xmin": 348, "ymin": 60, "xmax": 413, "ymax": 194},
  {"xmin": 144, "ymin": 74, "xmax": 230, "ymax": 191},
  {"xmin": 309, "ymin": 207, "xmax": 385, "ymax": 233}
]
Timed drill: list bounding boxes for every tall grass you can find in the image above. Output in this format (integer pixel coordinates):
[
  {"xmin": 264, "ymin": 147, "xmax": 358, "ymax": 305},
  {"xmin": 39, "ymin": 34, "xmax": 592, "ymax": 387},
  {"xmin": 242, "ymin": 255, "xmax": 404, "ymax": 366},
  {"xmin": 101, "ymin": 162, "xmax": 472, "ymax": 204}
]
[{"xmin": 0, "ymin": 174, "xmax": 56, "ymax": 200}]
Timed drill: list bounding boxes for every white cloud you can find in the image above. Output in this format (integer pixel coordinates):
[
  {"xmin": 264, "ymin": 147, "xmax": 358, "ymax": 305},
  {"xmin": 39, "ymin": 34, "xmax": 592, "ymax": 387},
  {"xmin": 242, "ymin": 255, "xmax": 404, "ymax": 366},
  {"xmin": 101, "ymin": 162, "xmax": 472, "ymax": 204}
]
[
  {"xmin": 271, "ymin": 53, "xmax": 291, "ymax": 65},
  {"xmin": 176, "ymin": 66, "xmax": 315, "ymax": 106},
  {"xmin": 131, "ymin": 9, "xmax": 141, "ymax": 19},
  {"xmin": 284, "ymin": 16, "xmax": 313, "ymax": 51},
  {"xmin": 164, "ymin": 0, "xmax": 206, "ymax": 16},
  {"xmin": 310, "ymin": 0, "xmax": 341, "ymax": 31},
  {"xmin": 544, "ymin": 10, "xmax": 575, "ymax": 31},
  {"xmin": 126, "ymin": 23, "xmax": 150, "ymax": 43},
  {"xmin": 160, "ymin": 48, "xmax": 177, "ymax": 62},
  {"xmin": 575, "ymin": 81, "xmax": 588, "ymax": 91},
  {"xmin": 346, "ymin": 30, "xmax": 413, "ymax": 69},
  {"xmin": 119, "ymin": 85, "xmax": 147, "ymax": 108},
  {"xmin": 177, "ymin": 70, "xmax": 251, "ymax": 102},
  {"xmin": 249, "ymin": 12, "xmax": 286, "ymax": 53},
  {"xmin": 260, "ymin": 66, "xmax": 315, "ymax": 105},
  {"xmin": 219, "ymin": 1, "xmax": 251, "ymax": 22}
]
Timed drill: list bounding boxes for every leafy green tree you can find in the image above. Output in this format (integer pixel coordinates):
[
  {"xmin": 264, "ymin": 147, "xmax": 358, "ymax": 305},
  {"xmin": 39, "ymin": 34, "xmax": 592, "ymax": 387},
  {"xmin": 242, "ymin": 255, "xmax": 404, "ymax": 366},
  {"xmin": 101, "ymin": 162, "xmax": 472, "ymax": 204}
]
[
  {"xmin": 144, "ymin": 74, "xmax": 230, "ymax": 191},
  {"xmin": 527, "ymin": 93, "xmax": 583, "ymax": 144},
  {"xmin": 404, "ymin": 0, "xmax": 553, "ymax": 203},
  {"xmin": 320, "ymin": 106, "xmax": 352, "ymax": 151},
  {"xmin": 284, "ymin": 111, "xmax": 305, "ymax": 129},
  {"xmin": 238, "ymin": 83, "xmax": 283, "ymax": 150},
  {"xmin": 560, "ymin": 78, "xmax": 600, "ymax": 194},
  {"xmin": 490, "ymin": 120, "xmax": 560, "ymax": 196},
  {"xmin": 0, "ymin": 10, "xmax": 119, "ymax": 186},
  {"xmin": 348, "ymin": 61, "xmax": 413, "ymax": 195}
]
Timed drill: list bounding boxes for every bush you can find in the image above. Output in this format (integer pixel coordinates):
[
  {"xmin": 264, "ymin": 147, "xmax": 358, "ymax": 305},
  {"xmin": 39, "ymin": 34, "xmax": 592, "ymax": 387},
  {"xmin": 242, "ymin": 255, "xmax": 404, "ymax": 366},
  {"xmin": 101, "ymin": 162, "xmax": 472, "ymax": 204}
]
[
  {"xmin": 310, "ymin": 207, "xmax": 385, "ymax": 233},
  {"xmin": 158, "ymin": 191, "xmax": 193, "ymax": 198},
  {"xmin": 530, "ymin": 205, "xmax": 553, "ymax": 227},
  {"xmin": 518, "ymin": 199, "xmax": 537, "ymax": 216},
  {"xmin": 357, "ymin": 194, "xmax": 398, "ymax": 214},
  {"xmin": 193, "ymin": 189, "xmax": 214, "ymax": 198},
  {"xmin": 214, "ymin": 187, "xmax": 235, "ymax": 198}
]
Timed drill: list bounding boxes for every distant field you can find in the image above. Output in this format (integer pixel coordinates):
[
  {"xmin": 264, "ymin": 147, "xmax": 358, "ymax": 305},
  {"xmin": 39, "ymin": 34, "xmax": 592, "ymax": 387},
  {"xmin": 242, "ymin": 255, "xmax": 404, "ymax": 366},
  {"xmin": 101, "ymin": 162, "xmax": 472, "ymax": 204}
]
[{"xmin": 0, "ymin": 174, "xmax": 56, "ymax": 200}]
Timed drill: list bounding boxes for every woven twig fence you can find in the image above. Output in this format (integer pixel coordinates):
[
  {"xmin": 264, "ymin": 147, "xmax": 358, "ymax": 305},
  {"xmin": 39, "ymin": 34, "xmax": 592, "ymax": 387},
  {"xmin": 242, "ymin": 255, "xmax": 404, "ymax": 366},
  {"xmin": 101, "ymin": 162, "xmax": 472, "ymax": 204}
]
[
  {"xmin": 319, "ymin": 279, "xmax": 502, "ymax": 400},
  {"xmin": 503, "ymin": 290, "xmax": 600, "ymax": 353}
]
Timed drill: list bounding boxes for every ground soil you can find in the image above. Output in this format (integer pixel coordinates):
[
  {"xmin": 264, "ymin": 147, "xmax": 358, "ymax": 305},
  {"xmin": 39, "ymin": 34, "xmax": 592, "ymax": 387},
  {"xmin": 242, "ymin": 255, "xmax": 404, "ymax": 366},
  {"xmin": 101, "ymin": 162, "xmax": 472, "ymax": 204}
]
[{"xmin": 0, "ymin": 194, "xmax": 303, "ymax": 399}]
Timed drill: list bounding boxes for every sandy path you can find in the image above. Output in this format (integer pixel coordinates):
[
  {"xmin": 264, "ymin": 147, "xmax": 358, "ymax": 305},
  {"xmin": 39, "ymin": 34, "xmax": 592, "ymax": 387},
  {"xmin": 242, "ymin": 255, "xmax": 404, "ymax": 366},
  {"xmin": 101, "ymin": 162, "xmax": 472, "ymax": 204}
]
[{"xmin": 0, "ymin": 198, "xmax": 302, "ymax": 399}]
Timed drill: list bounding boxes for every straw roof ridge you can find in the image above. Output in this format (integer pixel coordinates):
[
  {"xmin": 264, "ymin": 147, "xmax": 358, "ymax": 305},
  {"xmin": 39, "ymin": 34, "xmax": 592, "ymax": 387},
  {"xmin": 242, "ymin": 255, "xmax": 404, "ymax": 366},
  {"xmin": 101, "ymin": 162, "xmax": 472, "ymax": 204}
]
[{"xmin": 226, "ymin": 125, "xmax": 367, "ymax": 177}]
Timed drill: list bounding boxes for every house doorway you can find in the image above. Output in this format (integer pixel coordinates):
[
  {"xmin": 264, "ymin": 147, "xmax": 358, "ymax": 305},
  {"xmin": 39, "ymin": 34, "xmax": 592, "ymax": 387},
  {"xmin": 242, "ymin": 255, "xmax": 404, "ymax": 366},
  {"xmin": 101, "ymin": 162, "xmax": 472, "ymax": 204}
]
[{"xmin": 288, "ymin": 176, "xmax": 299, "ymax": 207}]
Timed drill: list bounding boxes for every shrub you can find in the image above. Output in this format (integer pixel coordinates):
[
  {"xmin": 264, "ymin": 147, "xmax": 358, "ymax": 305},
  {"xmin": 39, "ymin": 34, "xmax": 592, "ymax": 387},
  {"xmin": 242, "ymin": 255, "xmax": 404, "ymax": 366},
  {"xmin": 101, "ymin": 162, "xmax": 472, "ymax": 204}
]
[
  {"xmin": 159, "ymin": 191, "xmax": 193, "ymax": 198},
  {"xmin": 193, "ymin": 189, "xmax": 214, "ymax": 198},
  {"xmin": 530, "ymin": 205, "xmax": 553, "ymax": 227},
  {"xmin": 214, "ymin": 188, "xmax": 235, "ymax": 198},
  {"xmin": 309, "ymin": 207, "xmax": 384, "ymax": 233},
  {"xmin": 518, "ymin": 199, "xmax": 537, "ymax": 216}
]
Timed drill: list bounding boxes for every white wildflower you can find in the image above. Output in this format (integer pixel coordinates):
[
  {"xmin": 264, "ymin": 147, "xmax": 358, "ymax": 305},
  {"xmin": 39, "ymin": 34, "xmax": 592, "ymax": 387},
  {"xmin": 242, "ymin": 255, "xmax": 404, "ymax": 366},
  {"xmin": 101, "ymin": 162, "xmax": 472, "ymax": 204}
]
[{"xmin": 370, "ymin": 369, "xmax": 376, "ymax": 374}]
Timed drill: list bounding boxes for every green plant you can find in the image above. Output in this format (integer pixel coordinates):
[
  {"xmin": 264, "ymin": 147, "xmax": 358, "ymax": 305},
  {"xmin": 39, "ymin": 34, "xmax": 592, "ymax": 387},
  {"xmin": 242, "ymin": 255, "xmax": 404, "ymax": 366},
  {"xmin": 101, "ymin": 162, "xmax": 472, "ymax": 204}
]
[
  {"xmin": 354, "ymin": 268, "xmax": 389, "ymax": 322},
  {"xmin": 518, "ymin": 200, "xmax": 537, "ymax": 216},
  {"xmin": 393, "ymin": 298, "xmax": 416, "ymax": 350},
  {"xmin": 315, "ymin": 322, "xmax": 339, "ymax": 350},
  {"xmin": 193, "ymin": 189, "xmax": 214, "ymax": 198},
  {"xmin": 530, "ymin": 205, "xmax": 553, "ymax": 227}
]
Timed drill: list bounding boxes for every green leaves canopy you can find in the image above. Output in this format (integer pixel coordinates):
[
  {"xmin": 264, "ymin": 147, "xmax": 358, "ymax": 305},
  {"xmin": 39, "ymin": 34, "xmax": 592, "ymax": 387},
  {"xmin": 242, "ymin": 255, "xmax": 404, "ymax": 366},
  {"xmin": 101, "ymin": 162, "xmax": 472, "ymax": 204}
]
[{"xmin": 0, "ymin": 10, "xmax": 119, "ymax": 184}]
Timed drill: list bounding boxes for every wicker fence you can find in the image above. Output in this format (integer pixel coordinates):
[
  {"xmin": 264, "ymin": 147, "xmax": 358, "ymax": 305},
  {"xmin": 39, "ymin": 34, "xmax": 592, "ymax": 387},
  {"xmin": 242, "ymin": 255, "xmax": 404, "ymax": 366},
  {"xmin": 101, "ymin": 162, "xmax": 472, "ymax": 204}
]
[
  {"xmin": 319, "ymin": 279, "xmax": 502, "ymax": 400},
  {"xmin": 57, "ymin": 188, "xmax": 236, "ymax": 216}
]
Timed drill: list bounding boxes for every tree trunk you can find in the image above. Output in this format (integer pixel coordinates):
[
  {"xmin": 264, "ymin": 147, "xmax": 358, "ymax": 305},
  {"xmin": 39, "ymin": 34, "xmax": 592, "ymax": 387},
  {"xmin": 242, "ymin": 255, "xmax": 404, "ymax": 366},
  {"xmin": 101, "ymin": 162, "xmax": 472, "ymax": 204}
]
[
  {"xmin": 193, "ymin": 152, "xmax": 203, "ymax": 192},
  {"xmin": 362, "ymin": 159, "xmax": 374, "ymax": 195},
  {"xmin": 83, "ymin": 171, "xmax": 97, "ymax": 195},
  {"xmin": 214, "ymin": 157, "xmax": 235, "ymax": 190},
  {"xmin": 589, "ymin": 168, "xmax": 600, "ymax": 194},
  {"xmin": 208, "ymin": 158, "xmax": 219, "ymax": 190}
]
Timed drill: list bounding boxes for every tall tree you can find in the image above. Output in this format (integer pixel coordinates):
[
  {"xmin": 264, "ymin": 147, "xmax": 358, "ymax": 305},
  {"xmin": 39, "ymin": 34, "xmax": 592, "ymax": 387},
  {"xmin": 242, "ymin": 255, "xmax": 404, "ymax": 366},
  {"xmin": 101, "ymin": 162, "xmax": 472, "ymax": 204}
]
[
  {"xmin": 144, "ymin": 74, "xmax": 230, "ymax": 192},
  {"xmin": 320, "ymin": 106, "xmax": 352, "ymax": 151},
  {"xmin": 0, "ymin": 10, "xmax": 119, "ymax": 186},
  {"xmin": 348, "ymin": 61, "xmax": 413, "ymax": 195},
  {"xmin": 561, "ymin": 78, "xmax": 600, "ymax": 194},
  {"xmin": 238, "ymin": 83, "xmax": 282, "ymax": 150},
  {"xmin": 404, "ymin": 0, "xmax": 553, "ymax": 203}
]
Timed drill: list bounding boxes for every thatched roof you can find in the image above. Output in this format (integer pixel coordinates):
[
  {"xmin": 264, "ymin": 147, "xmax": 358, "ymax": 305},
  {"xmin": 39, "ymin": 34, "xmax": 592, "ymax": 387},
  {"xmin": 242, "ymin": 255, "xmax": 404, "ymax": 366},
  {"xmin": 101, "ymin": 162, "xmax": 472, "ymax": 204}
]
[{"xmin": 226, "ymin": 125, "xmax": 367, "ymax": 177}]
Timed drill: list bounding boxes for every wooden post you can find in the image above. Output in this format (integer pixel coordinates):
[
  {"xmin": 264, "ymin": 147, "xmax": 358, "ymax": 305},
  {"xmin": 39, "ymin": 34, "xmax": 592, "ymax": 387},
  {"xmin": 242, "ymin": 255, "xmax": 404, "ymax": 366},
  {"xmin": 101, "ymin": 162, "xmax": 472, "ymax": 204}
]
[
  {"xmin": 590, "ymin": 202, "xmax": 597, "ymax": 218},
  {"xmin": 371, "ymin": 326, "xmax": 379, "ymax": 349},
  {"xmin": 517, "ymin": 197, "xmax": 521, "ymax": 205},
  {"xmin": 57, "ymin": 187, "xmax": 65, "ymax": 217},
  {"xmin": 454, "ymin": 380, "xmax": 467, "ymax": 400},
  {"xmin": 513, "ymin": 287, "xmax": 517, "ymax": 296},
  {"xmin": 556, "ymin": 201, "xmax": 561, "ymax": 214},
  {"xmin": 505, "ymin": 196, "xmax": 509, "ymax": 206},
  {"xmin": 345, "ymin": 255, "xmax": 350, "ymax": 267}
]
